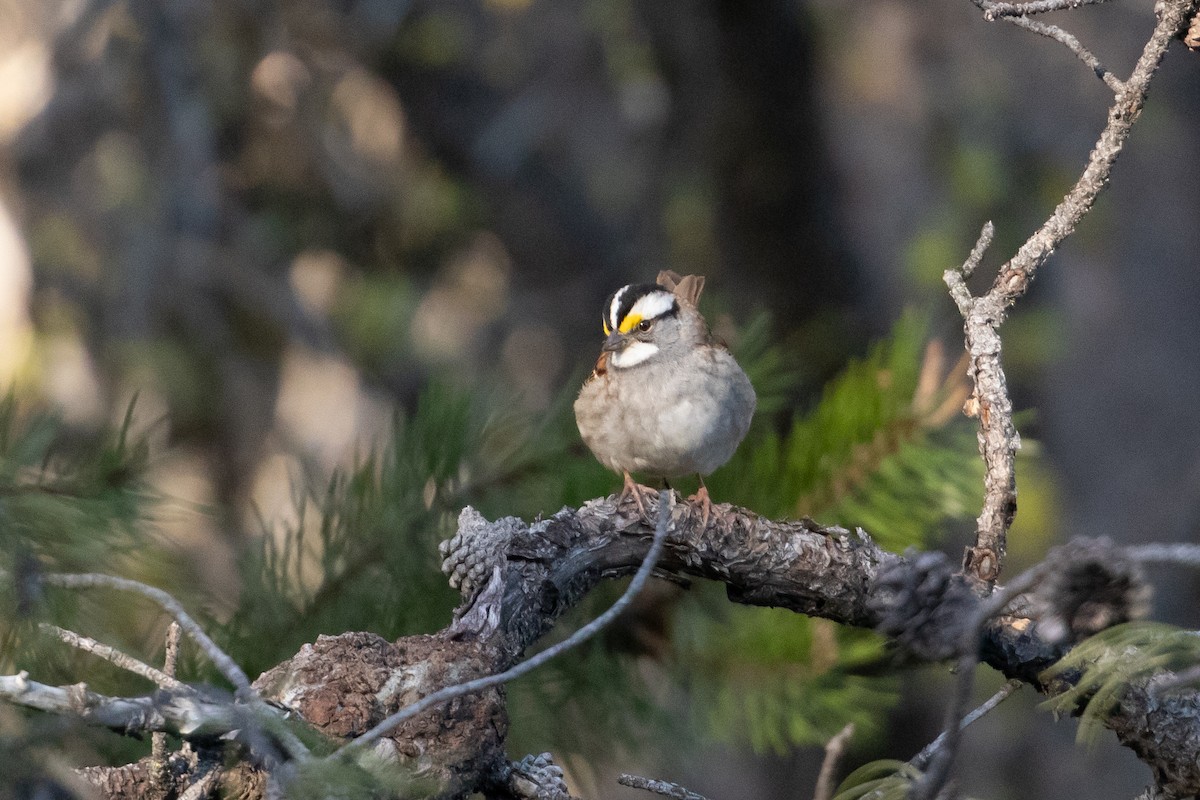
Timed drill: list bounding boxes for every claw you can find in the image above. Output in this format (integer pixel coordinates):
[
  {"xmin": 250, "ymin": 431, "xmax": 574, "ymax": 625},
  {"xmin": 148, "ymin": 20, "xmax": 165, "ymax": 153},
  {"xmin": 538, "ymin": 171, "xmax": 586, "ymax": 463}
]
[
  {"xmin": 686, "ymin": 476, "xmax": 714, "ymax": 527},
  {"xmin": 618, "ymin": 471, "xmax": 653, "ymax": 517}
]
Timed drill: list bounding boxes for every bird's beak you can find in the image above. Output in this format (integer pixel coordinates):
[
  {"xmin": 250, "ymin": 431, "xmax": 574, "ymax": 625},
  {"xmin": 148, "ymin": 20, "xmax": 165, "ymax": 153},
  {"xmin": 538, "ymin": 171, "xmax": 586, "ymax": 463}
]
[{"xmin": 602, "ymin": 330, "xmax": 626, "ymax": 352}]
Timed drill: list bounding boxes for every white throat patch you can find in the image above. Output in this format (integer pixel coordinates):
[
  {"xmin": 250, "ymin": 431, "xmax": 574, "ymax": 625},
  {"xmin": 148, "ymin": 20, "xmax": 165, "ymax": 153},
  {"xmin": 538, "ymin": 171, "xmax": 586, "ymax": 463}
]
[{"xmin": 610, "ymin": 341, "xmax": 659, "ymax": 368}]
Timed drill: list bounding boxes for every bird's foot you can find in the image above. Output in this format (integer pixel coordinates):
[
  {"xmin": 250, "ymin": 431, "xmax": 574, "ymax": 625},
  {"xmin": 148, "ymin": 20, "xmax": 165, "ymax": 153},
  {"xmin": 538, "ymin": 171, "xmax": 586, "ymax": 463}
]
[
  {"xmin": 618, "ymin": 472, "xmax": 656, "ymax": 518},
  {"xmin": 686, "ymin": 480, "xmax": 715, "ymax": 527}
]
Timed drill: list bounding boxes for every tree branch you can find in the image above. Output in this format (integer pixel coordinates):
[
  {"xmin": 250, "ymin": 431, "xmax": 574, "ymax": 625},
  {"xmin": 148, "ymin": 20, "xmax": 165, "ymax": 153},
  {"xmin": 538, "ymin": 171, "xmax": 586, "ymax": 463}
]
[
  {"xmin": 911, "ymin": 680, "xmax": 1022, "ymax": 771},
  {"xmin": 38, "ymin": 623, "xmax": 186, "ymax": 691},
  {"xmin": 0, "ymin": 672, "xmax": 237, "ymax": 737},
  {"xmin": 999, "ymin": 15, "xmax": 1124, "ymax": 92},
  {"xmin": 334, "ymin": 494, "xmax": 674, "ymax": 760},
  {"xmin": 37, "ymin": 571, "xmax": 311, "ymax": 763},
  {"xmin": 41, "ymin": 572, "xmax": 252, "ymax": 694},
  {"xmin": 8, "ymin": 500, "xmax": 1200, "ymax": 796},
  {"xmin": 618, "ymin": 773, "xmax": 710, "ymax": 800},
  {"xmin": 975, "ymin": 0, "xmax": 1114, "ymax": 17},
  {"xmin": 945, "ymin": 0, "xmax": 1200, "ymax": 584},
  {"xmin": 813, "ymin": 723, "xmax": 856, "ymax": 800}
]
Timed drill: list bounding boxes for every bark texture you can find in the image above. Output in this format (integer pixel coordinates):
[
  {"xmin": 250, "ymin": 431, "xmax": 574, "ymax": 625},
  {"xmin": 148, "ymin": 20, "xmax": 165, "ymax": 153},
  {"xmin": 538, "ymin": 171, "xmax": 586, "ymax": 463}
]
[{"xmin": 27, "ymin": 493, "xmax": 1200, "ymax": 798}]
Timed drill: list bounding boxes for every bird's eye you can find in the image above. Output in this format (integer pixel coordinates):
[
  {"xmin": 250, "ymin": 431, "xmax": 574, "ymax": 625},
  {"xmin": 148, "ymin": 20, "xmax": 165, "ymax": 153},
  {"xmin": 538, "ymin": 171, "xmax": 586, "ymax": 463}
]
[{"xmin": 637, "ymin": 319, "xmax": 653, "ymax": 332}]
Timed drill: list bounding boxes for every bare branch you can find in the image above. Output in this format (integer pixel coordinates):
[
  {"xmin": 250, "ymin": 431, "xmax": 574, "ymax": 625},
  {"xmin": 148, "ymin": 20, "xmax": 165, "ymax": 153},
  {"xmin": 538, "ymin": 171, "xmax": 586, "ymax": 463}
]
[
  {"xmin": 41, "ymin": 572, "xmax": 251, "ymax": 694},
  {"xmin": 915, "ymin": 563, "xmax": 1056, "ymax": 799},
  {"xmin": 8, "ymin": 502, "xmax": 1200, "ymax": 793},
  {"xmin": 1129, "ymin": 543, "xmax": 1200, "ymax": 567},
  {"xmin": 912, "ymin": 680, "xmax": 1022, "ymax": 770},
  {"xmin": 39, "ymin": 623, "xmax": 186, "ymax": 691},
  {"xmin": 947, "ymin": 0, "xmax": 1200, "ymax": 583},
  {"xmin": 333, "ymin": 492, "xmax": 676, "ymax": 760},
  {"xmin": 975, "ymin": 0, "xmax": 1114, "ymax": 18},
  {"xmin": 813, "ymin": 723, "xmax": 856, "ymax": 800},
  {"xmin": 619, "ymin": 773, "xmax": 711, "ymax": 800},
  {"xmin": 164, "ymin": 622, "xmax": 182, "ymax": 676},
  {"xmin": 1000, "ymin": 15, "xmax": 1125, "ymax": 93},
  {"xmin": 152, "ymin": 622, "xmax": 184, "ymax": 796},
  {"xmin": 991, "ymin": 0, "xmax": 1198, "ymax": 305},
  {"xmin": 944, "ymin": 222, "xmax": 995, "ymax": 314},
  {"xmin": 36, "ymin": 572, "xmax": 311, "ymax": 762},
  {"xmin": 0, "ymin": 672, "xmax": 236, "ymax": 736}
]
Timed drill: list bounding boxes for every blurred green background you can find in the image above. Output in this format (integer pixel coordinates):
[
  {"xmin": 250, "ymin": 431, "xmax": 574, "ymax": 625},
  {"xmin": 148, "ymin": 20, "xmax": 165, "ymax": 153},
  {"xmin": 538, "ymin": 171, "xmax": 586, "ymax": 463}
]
[{"xmin": 1, "ymin": 1, "xmax": 1198, "ymax": 798}]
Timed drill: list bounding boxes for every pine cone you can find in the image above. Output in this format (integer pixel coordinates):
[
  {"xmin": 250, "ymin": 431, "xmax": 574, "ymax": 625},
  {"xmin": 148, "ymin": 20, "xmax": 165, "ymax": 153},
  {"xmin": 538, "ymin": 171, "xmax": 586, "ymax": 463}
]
[{"xmin": 439, "ymin": 507, "xmax": 521, "ymax": 596}]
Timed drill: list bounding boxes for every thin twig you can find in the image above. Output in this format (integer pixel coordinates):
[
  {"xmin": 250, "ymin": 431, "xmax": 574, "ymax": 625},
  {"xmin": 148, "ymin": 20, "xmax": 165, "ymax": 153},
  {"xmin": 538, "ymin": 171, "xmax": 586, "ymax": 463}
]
[
  {"xmin": 946, "ymin": 0, "xmax": 1199, "ymax": 584},
  {"xmin": 915, "ymin": 563, "xmax": 1055, "ymax": 799},
  {"xmin": 38, "ymin": 623, "xmax": 186, "ymax": 691},
  {"xmin": 164, "ymin": 622, "xmax": 182, "ymax": 676},
  {"xmin": 975, "ymin": 0, "xmax": 1114, "ymax": 18},
  {"xmin": 41, "ymin": 573, "xmax": 250, "ymax": 692},
  {"xmin": 813, "ymin": 723, "xmax": 856, "ymax": 800},
  {"xmin": 1128, "ymin": 543, "xmax": 1200, "ymax": 567},
  {"xmin": 1000, "ymin": 15, "xmax": 1124, "ymax": 92},
  {"xmin": 960, "ymin": 221, "xmax": 995, "ymax": 283},
  {"xmin": 333, "ymin": 493, "xmax": 676, "ymax": 759},
  {"xmin": 945, "ymin": 222, "xmax": 995, "ymax": 313},
  {"xmin": 39, "ymin": 572, "xmax": 310, "ymax": 761},
  {"xmin": 912, "ymin": 680, "xmax": 1022, "ymax": 769},
  {"xmin": 152, "ymin": 622, "xmax": 183, "ymax": 797},
  {"xmin": 619, "ymin": 773, "xmax": 710, "ymax": 800}
]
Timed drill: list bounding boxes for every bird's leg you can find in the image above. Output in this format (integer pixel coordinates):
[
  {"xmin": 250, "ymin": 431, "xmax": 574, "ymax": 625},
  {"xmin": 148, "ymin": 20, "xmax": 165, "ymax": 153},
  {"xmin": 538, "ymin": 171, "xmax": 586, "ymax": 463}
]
[
  {"xmin": 618, "ymin": 471, "xmax": 651, "ymax": 517},
  {"xmin": 687, "ymin": 474, "xmax": 714, "ymax": 527}
]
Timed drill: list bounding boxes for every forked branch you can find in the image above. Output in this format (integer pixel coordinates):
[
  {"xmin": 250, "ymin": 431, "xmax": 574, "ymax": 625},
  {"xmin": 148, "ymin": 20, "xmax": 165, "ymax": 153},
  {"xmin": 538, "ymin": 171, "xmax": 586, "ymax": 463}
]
[{"xmin": 946, "ymin": 0, "xmax": 1200, "ymax": 584}]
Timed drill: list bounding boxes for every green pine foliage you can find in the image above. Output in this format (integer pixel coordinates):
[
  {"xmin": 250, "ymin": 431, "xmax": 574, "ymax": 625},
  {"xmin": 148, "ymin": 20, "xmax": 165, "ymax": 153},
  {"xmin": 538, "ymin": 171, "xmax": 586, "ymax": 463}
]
[
  {"xmin": 506, "ymin": 636, "xmax": 669, "ymax": 760},
  {"xmin": 674, "ymin": 312, "xmax": 984, "ymax": 754},
  {"xmin": 224, "ymin": 383, "xmax": 477, "ymax": 678},
  {"xmin": 0, "ymin": 395, "xmax": 174, "ymax": 691},
  {"xmin": 1040, "ymin": 621, "xmax": 1200, "ymax": 744},
  {"xmin": 674, "ymin": 599, "xmax": 895, "ymax": 752},
  {"xmin": 830, "ymin": 758, "xmax": 986, "ymax": 800},
  {"xmin": 831, "ymin": 759, "xmax": 921, "ymax": 800},
  {"xmin": 285, "ymin": 755, "xmax": 432, "ymax": 800},
  {"xmin": 712, "ymin": 312, "xmax": 980, "ymax": 537},
  {"xmin": 1, "ymin": 306, "xmax": 992, "ymax": 773}
]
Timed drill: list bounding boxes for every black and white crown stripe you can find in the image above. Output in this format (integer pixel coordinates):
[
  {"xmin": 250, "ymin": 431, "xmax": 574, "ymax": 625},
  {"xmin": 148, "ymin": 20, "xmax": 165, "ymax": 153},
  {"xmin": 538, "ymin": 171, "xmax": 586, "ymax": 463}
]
[{"xmin": 603, "ymin": 283, "xmax": 679, "ymax": 335}]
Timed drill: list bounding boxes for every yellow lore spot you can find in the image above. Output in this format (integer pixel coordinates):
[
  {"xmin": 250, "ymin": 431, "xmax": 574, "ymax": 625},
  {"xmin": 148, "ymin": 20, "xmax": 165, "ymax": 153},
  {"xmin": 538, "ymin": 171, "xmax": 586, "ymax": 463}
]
[{"xmin": 618, "ymin": 313, "xmax": 642, "ymax": 334}]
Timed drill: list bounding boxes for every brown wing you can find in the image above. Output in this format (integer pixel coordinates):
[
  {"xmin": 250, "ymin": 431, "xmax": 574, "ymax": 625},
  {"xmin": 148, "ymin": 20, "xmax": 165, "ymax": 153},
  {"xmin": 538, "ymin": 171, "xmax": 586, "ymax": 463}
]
[{"xmin": 584, "ymin": 350, "xmax": 610, "ymax": 383}]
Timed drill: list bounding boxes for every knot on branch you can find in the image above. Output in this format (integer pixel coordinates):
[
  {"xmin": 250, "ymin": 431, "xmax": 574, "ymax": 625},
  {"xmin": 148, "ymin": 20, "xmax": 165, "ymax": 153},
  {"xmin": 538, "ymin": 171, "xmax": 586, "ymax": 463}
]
[
  {"xmin": 439, "ymin": 507, "xmax": 521, "ymax": 596},
  {"xmin": 503, "ymin": 752, "xmax": 577, "ymax": 800},
  {"xmin": 1030, "ymin": 538, "xmax": 1152, "ymax": 645},
  {"xmin": 254, "ymin": 632, "xmax": 508, "ymax": 795},
  {"xmin": 871, "ymin": 551, "xmax": 980, "ymax": 660}
]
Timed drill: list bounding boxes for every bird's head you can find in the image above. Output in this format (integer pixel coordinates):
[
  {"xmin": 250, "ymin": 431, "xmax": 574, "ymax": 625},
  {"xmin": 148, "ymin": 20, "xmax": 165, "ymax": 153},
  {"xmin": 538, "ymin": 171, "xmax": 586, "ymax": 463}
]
[{"xmin": 600, "ymin": 282, "xmax": 691, "ymax": 368}]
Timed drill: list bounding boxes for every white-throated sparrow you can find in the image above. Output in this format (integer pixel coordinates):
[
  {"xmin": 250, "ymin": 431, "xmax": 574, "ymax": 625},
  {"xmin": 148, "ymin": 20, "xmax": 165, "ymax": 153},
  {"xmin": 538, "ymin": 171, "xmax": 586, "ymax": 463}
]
[{"xmin": 574, "ymin": 270, "xmax": 756, "ymax": 521}]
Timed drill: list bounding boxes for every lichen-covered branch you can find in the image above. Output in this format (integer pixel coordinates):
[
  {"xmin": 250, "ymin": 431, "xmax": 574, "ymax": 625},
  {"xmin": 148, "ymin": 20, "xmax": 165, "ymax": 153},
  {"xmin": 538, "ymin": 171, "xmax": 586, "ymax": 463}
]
[
  {"xmin": 946, "ymin": 0, "xmax": 1200, "ymax": 584},
  {"xmin": 0, "ymin": 672, "xmax": 238, "ymax": 738}
]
